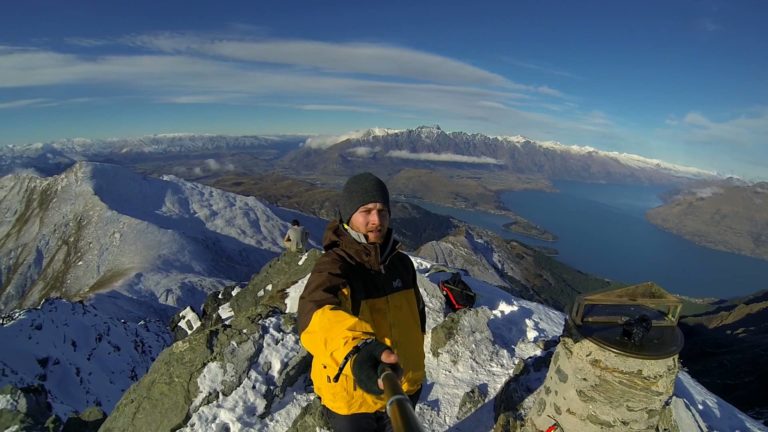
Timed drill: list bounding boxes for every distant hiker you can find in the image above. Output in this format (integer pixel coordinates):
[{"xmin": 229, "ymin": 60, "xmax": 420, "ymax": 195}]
[
  {"xmin": 298, "ymin": 172, "xmax": 426, "ymax": 432},
  {"xmin": 283, "ymin": 219, "xmax": 309, "ymax": 253}
]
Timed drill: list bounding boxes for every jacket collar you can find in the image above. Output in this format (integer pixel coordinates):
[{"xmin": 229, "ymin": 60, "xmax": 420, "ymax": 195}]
[{"xmin": 322, "ymin": 220, "xmax": 399, "ymax": 270}]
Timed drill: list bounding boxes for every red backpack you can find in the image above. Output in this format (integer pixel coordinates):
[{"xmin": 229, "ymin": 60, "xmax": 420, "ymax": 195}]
[{"xmin": 439, "ymin": 272, "xmax": 476, "ymax": 311}]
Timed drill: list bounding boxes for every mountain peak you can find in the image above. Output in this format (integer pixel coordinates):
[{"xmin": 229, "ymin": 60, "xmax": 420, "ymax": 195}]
[
  {"xmin": 415, "ymin": 124, "xmax": 442, "ymax": 131},
  {"xmin": 303, "ymin": 127, "xmax": 402, "ymax": 149}
]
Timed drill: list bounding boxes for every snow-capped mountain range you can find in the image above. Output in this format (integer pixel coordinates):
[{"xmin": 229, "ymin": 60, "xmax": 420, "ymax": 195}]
[
  {"xmin": 291, "ymin": 125, "xmax": 718, "ymax": 183},
  {"xmin": 0, "ymin": 126, "xmax": 720, "ymax": 184},
  {"xmin": 0, "ymin": 134, "xmax": 304, "ymax": 158},
  {"xmin": 0, "ymin": 162, "xmax": 324, "ymax": 320}
]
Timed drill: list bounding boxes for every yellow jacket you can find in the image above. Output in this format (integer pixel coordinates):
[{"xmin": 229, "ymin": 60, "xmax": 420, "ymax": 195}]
[{"xmin": 297, "ymin": 221, "xmax": 426, "ymax": 415}]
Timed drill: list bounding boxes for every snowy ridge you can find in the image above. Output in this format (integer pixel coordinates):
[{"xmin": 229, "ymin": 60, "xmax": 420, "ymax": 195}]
[
  {"xmin": 303, "ymin": 127, "xmax": 403, "ymax": 149},
  {"xmin": 1, "ymin": 133, "xmax": 303, "ymax": 159},
  {"xmin": 497, "ymin": 134, "xmax": 717, "ymax": 178},
  {"xmin": 306, "ymin": 125, "xmax": 718, "ymax": 180},
  {"xmin": 0, "ymin": 161, "xmax": 317, "ymax": 319}
]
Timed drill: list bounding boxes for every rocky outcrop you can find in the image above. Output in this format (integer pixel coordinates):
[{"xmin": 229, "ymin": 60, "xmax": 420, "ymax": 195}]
[
  {"xmin": 430, "ymin": 307, "xmax": 494, "ymax": 358},
  {"xmin": 457, "ymin": 385, "xmax": 488, "ymax": 420},
  {"xmin": 100, "ymin": 251, "xmax": 319, "ymax": 431},
  {"xmin": 61, "ymin": 406, "xmax": 105, "ymax": 432}
]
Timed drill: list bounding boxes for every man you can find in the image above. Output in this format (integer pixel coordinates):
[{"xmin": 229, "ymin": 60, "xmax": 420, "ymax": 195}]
[
  {"xmin": 297, "ymin": 172, "xmax": 426, "ymax": 432},
  {"xmin": 284, "ymin": 219, "xmax": 309, "ymax": 253}
]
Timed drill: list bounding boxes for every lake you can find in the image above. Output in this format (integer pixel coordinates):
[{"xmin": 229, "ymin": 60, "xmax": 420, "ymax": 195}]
[{"xmin": 416, "ymin": 181, "xmax": 768, "ymax": 299}]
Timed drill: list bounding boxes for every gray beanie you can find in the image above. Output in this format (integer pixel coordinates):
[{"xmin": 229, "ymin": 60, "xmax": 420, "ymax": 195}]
[{"xmin": 339, "ymin": 172, "xmax": 390, "ymax": 223}]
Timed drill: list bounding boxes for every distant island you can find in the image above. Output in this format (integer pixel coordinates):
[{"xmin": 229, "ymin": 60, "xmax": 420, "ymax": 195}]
[{"xmin": 503, "ymin": 217, "xmax": 558, "ymax": 242}]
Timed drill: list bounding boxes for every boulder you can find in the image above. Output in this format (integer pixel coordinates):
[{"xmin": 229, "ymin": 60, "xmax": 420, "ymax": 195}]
[{"xmin": 0, "ymin": 384, "xmax": 60, "ymax": 432}]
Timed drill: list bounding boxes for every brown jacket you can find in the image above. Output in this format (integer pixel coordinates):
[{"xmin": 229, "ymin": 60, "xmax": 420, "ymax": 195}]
[{"xmin": 297, "ymin": 220, "xmax": 426, "ymax": 415}]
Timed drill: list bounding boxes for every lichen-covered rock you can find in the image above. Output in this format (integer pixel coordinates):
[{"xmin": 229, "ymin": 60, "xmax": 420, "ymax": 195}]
[
  {"xmin": 0, "ymin": 384, "xmax": 60, "ymax": 432},
  {"xmin": 492, "ymin": 412, "xmax": 522, "ymax": 432},
  {"xmin": 493, "ymin": 353, "xmax": 547, "ymax": 425},
  {"xmin": 231, "ymin": 250, "xmax": 321, "ymax": 317},
  {"xmin": 457, "ymin": 384, "xmax": 488, "ymax": 420},
  {"xmin": 61, "ymin": 406, "xmax": 105, "ymax": 432},
  {"xmin": 430, "ymin": 307, "xmax": 493, "ymax": 358},
  {"xmin": 286, "ymin": 397, "xmax": 331, "ymax": 432}
]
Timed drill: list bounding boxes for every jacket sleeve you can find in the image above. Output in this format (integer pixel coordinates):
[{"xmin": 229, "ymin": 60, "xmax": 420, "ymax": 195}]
[{"xmin": 297, "ymin": 254, "xmax": 376, "ymax": 365}]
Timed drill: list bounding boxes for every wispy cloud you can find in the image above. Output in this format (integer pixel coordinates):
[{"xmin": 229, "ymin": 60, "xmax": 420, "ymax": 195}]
[
  {"xmin": 203, "ymin": 158, "xmax": 235, "ymax": 172},
  {"xmin": 0, "ymin": 97, "xmax": 95, "ymax": 109},
  {"xmin": 297, "ymin": 104, "xmax": 379, "ymax": 113},
  {"xmin": 475, "ymin": 101, "xmax": 510, "ymax": 110},
  {"xmin": 580, "ymin": 111, "xmax": 614, "ymax": 129},
  {"xmin": 65, "ymin": 37, "xmax": 113, "ymax": 47},
  {"xmin": 655, "ymin": 108, "xmax": 768, "ymax": 179},
  {"xmin": 698, "ymin": 18, "xmax": 722, "ymax": 32},
  {"xmin": 679, "ymin": 109, "xmax": 768, "ymax": 146},
  {"xmin": 0, "ymin": 33, "xmax": 609, "ymax": 156},
  {"xmin": 160, "ymin": 94, "xmax": 250, "ymax": 104},
  {"xmin": 386, "ymin": 150, "xmax": 503, "ymax": 164},
  {"xmin": 0, "ymin": 98, "xmax": 49, "ymax": 109},
  {"xmin": 125, "ymin": 33, "xmax": 513, "ymax": 87},
  {"xmin": 0, "ymin": 41, "xmax": 560, "ymax": 118},
  {"xmin": 346, "ymin": 146, "xmax": 379, "ymax": 157},
  {"xmin": 502, "ymin": 58, "xmax": 580, "ymax": 79}
]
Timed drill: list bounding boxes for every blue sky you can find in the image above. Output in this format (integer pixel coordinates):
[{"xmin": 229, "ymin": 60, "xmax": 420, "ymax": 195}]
[{"xmin": 1, "ymin": 0, "xmax": 767, "ymax": 179}]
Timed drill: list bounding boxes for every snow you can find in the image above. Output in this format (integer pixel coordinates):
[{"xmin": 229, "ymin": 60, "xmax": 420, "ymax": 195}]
[
  {"xmin": 284, "ymin": 274, "xmax": 310, "ymax": 314},
  {"xmin": 674, "ymin": 371, "xmax": 766, "ymax": 432},
  {"xmin": 0, "ymin": 298, "xmax": 171, "ymax": 418},
  {"xmin": 0, "ymin": 394, "xmax": 17, "ymax": 410},
  {"xmin": 179, "ymin": 306, "xmax": 202, "ymax": 335},
  {"xmin": 218, "ymin": 303, "xmax": 235, "ymax": 324},
  {"xmin": 496, "ymin": 134, "xmax": 718, "ymax": 178},
  {"xmin": 181, "ymin": 316, "xmax": 304, "ymax": 432}
]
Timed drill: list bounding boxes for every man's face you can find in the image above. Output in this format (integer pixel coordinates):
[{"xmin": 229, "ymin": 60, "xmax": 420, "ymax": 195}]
[{"xmin": 348, "ymin": 202, "xmax": 389, "ymax": 244}]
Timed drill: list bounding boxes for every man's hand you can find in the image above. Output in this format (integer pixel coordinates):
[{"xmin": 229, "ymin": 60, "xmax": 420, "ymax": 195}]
[
  {"xmin": 352, "ymin": 341, "xmax": 401, "ymax": 395},
  {"xmin": 377, "ymin": 349, "xmax": 402, "ymax": 390}
]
